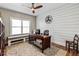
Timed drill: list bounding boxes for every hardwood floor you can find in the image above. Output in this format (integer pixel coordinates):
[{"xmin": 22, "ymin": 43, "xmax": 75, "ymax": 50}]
[
  {"xmin": 5, "ymin": 40, "xmax": 78, "ymax": 56},
  {"xmin": 52, "ymin": 42, "xmax": 79, "ymax": 56}
]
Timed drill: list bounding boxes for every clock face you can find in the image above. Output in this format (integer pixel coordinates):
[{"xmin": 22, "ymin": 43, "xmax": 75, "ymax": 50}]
[{"xmin": 45, "ymin": 15, "xmax": 53, "ymax": 24}]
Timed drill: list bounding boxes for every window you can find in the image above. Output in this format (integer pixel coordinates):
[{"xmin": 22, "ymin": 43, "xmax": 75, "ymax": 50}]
[
  {"xmin": 23, "ymin": 21, "xmax": 30, "ymax": 33},
  {"xmin": 0, "ymin": 18, "xmax": 1, "ymax": 21},
  {"xmin": 11, "ymin": 19, "xmax": 21, "ymax": 35},
  {"xmin": 11, "ymin": 19, "xmax": 30, "ymax": 35},
  {"xmin": 0, "ymin": 18, "xmax": 2, "ymax": 22}
]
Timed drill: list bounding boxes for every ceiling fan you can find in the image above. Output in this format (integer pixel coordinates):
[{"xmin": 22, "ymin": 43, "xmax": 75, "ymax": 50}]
[{"xmin": 29, "ymin": 3, "xmax": 43, "ymax": 13}]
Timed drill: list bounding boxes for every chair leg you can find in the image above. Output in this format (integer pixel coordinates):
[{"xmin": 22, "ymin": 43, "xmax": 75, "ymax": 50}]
[
  {"xmin": 76, "ymin": 45, "xmax": 78, "ymax": 54},
  {"xmin": 66, "ymin": 41, "xmax": 68, "ymax": 50},
  {"xmin": 68, "ymin": 44, "xmax": 70, "ymax": 53},
  {"xmin": 73, "ymin": 44, "xmax": 76, "ymax": 55},
  {"xmin": 73, "ymin": 45, "xmax": 78, "ymax": 55},
  {"xmin": 66, "ymin": 41, "xmax": 67, "ymax": 50}
]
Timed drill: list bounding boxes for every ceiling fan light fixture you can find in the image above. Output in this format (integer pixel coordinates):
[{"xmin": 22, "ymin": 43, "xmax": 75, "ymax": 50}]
[
  {"xmin": 32, "ymin": 8, "xmax": 35, "ymax": 13},
  {"xmin": 32, "ymin": 10, "xmax": 35, "ymax": 13},
  {"xmin": 32, "ymin": 8, "xmax": 35, "ymax": 11}
]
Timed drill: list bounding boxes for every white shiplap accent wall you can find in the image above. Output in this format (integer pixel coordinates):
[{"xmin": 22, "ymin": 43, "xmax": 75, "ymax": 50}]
[{"xmin": 36, "ymin": 4, "xmax": 79, "ymax": 46}]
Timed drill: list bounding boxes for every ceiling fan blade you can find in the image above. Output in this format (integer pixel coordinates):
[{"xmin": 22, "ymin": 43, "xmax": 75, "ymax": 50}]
[{"xmin": 34, "ymin": 5, "xmax": 43, "ymax": 9}]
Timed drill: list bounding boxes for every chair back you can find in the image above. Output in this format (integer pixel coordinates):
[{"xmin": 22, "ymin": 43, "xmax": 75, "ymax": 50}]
[
  {"xmin": 73, "ymin": 34, "xmax": 79, "ymax": 44},
  {"xmin": 44, "ymin": 30, "xmax": 49, "ymax": 35},
  {"xmin": 35, "ymin": 29, "xmax": 40, "ymax": 34}
]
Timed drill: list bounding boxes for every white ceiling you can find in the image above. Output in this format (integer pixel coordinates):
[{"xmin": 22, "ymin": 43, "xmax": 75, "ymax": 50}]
[{"xmin": 0, "ymin": 3, "xmax": 65, "ymax": 16}]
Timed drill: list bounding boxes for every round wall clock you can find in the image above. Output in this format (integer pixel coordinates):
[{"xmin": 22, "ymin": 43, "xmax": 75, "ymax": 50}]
[{"xmin": 45, "ymin": 15, "xmax": 53, "ymax": 24}]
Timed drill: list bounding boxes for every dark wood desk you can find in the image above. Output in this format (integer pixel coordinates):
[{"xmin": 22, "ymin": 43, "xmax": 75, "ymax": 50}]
[{"xmin": 29, "ymin": 34, "xmax": 51, "ymax": 53}]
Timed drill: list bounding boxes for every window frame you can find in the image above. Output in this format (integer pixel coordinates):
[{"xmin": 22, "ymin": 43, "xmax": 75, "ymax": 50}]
[
  {"xmin": 22, "ymin": 20, "xmax": 30, "ymax": 34},
  {"xmin": 10, "ymin": 18, "xmax": 30, "ymax": 35}
]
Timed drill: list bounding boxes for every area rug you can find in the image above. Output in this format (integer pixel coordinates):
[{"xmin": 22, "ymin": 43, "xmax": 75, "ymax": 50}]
[
  {"xmin": 5, "ymin": 42, "xmax": 67, "ymax": 56},
  {"xmin": 44, "ymin": 44, "xmax": 67, "ymax": 56}
]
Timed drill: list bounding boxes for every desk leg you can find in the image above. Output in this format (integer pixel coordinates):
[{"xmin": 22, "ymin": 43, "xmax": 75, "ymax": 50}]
[
  {"xmin": 42, "ymin": 40, "xmax": 44, "ymax": 53},
  {"xmin": 49, "ymin": 39, "xmax": 51, "ymax": 48},
  {"xmin": 49, "ymin": 44, "xmax": 51, "ymax": 48},
  {"xmin": 42, "ymin": 49, "xmax": 44, "ymax": 53}
]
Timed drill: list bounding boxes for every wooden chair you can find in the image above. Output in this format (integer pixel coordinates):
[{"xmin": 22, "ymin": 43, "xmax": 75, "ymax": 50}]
[{"xmin": 66, "ymin": 34, "xmax": 79, "ymax": 54}]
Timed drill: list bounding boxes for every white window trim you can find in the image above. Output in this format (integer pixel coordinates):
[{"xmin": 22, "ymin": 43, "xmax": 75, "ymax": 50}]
[{"xmin": 10, "ymin": 18, "xmax": 30, "ymax": 35}]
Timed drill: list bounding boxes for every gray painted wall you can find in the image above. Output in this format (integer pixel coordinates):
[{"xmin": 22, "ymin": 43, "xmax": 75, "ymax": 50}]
[
  {"xmin": 36, "ymin": 4, "xmax": 79, "ymax": 46},
  {"xmin": 0, "ymin": 8, "xmax": 36, "ymax": 37}
]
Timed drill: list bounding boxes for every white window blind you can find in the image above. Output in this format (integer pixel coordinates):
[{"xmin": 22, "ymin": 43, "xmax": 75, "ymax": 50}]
[
  {"xmin": 12, "ymin": 19, "xmax": 21, "ymax": 35},
  {"xmin": 11, "ymin": 19, "xmax": 30, "ymax": 35},
  {"xmin": 23, "ymin": 20, "xmax": 30, "ymax": 33}
]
